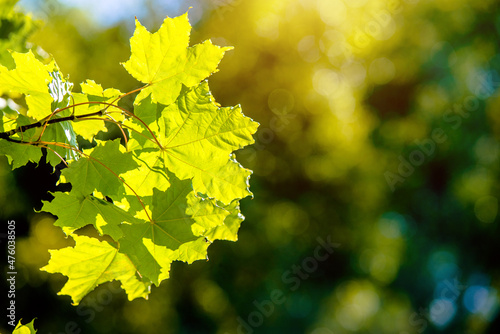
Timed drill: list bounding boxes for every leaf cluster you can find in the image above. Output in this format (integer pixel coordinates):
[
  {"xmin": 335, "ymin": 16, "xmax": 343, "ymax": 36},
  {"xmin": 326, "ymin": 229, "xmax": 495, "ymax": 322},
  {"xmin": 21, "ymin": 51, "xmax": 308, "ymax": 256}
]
[{"xmin": 0, "ymin": 13, "xmax": 258, "ymax": 304}]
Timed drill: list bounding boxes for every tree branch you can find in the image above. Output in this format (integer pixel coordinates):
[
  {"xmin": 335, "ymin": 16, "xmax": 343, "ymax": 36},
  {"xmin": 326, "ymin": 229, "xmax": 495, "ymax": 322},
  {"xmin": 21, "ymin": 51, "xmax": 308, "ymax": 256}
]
[{"xmin": 0, "ymin": 110, "xmax": 105, "ymax": 140}]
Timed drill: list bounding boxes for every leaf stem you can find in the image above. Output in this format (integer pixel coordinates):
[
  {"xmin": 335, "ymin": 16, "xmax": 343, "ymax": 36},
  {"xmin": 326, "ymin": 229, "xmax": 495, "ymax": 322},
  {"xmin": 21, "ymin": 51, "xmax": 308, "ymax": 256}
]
[
  {"xmin": 109, "ymin": 84, "xmax": 150, "ymax": 106},
  {"xmin": 79, "ymin": 117, "xmax": 157, "ymax": 145},
  {"xmin": 107, "ymin": 109, "xmax": 163, "ymax": 149}
]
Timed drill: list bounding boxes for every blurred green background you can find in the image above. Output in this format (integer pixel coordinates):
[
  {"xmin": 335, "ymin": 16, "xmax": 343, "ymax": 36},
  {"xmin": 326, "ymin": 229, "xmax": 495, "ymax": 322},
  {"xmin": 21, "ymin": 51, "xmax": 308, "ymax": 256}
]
[{"xmin": 1, "ymin": 0, "xmax": 500, "ymax": 333}]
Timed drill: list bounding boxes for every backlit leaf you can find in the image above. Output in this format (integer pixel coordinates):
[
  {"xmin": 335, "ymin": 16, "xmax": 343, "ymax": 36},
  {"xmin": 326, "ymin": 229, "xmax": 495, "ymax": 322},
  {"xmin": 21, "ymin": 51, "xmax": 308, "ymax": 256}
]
[
  {"xmin": 122, "ymin": 13, "xmax": 231, "ymax": 106},
  {"xmin": 61, "ymin": 139, "xmax": 138, "ymax": 197},
  {"xmin": 41, "ymin": 235, "xmax": 150, "ymax": 305}
]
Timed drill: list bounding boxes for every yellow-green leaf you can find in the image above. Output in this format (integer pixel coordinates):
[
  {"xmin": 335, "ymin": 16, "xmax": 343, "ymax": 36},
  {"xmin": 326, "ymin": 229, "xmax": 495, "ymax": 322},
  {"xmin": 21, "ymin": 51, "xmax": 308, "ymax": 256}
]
[
  {"xmin": 0, "ymin": 51, "xmax": 56, "ymax": 120},
  {"xmin": 41, "ymin": 235, "xmax": 150, "ymax": 305},
  {"xmin": 122, "ymin": 13, "xmax": 231, "ymax": 106},
  {"xmin": 124, "ymin": 82, "xmax": 258, "ymax": 204}
]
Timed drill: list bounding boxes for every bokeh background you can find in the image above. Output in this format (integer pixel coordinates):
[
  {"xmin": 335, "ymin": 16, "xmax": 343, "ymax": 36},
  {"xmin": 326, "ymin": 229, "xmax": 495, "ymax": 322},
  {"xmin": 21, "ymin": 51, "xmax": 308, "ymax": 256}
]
[{"xmin": 1, "ymin": 0, "xmax": 500, "ymax": 333}]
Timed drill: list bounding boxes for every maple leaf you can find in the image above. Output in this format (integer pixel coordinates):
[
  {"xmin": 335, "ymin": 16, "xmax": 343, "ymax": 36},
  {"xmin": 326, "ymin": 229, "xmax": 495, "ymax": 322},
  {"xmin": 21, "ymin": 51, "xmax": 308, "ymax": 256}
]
[
  {"xmin": 124, "ymin": 82, "xmax": 258, "ymax": 204},
  {"xmin": 41, "ymin": 190, "xmax": 143, "ymax": 240},
  {"xmin": 122, "ymin": 13, "xmax": 232, "ymax": 106},
  {"xmin": 41, "ymin": 235, "xmax": 150, "ymax": 305},
  {"xmin": 118, "ymin": 172, "xmax": 225, "ymax": 285},
  {"xmin": 61, "ymin": 139, "xmax": 138, "ymax": 197}
]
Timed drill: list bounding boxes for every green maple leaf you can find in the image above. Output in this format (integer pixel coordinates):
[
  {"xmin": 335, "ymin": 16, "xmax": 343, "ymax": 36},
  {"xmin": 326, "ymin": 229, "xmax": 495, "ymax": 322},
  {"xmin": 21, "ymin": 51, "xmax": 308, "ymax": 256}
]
[
  {"xmin": 124, "ymin": 82, "xmax": 258, "ymax": 204},
  {"xmin": 118, "ymin": 172, "xmax": 224, "ymax": 284},
  {"xmin": 43, "ymin": 171, "xmax": 230, "ymax": 291},
  {"xmin": 41, "ymin": 190, "xmax": 143, "ymax": 240},
  {"xmin": 122, "ymin": 13, "xmax": 231, "ymax": 106},
  {"xmin": 61, "ymin": 139, "xmax": 138, "ymax": 197},
  {"xmin": 41, "ymin": 235, "xmax": 150, "ymax": 305}
]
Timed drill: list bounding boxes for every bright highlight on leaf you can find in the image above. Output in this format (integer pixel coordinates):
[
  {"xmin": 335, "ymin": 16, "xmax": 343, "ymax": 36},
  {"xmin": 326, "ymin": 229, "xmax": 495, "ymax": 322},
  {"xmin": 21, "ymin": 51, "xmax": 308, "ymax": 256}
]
[
  {"xmin": 0, "ymin": 50, "xmax": 54, "ymax": 121},
  {"xmin": 0, "ymin": 12, "xmax": 258, "ymax": 305}
]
